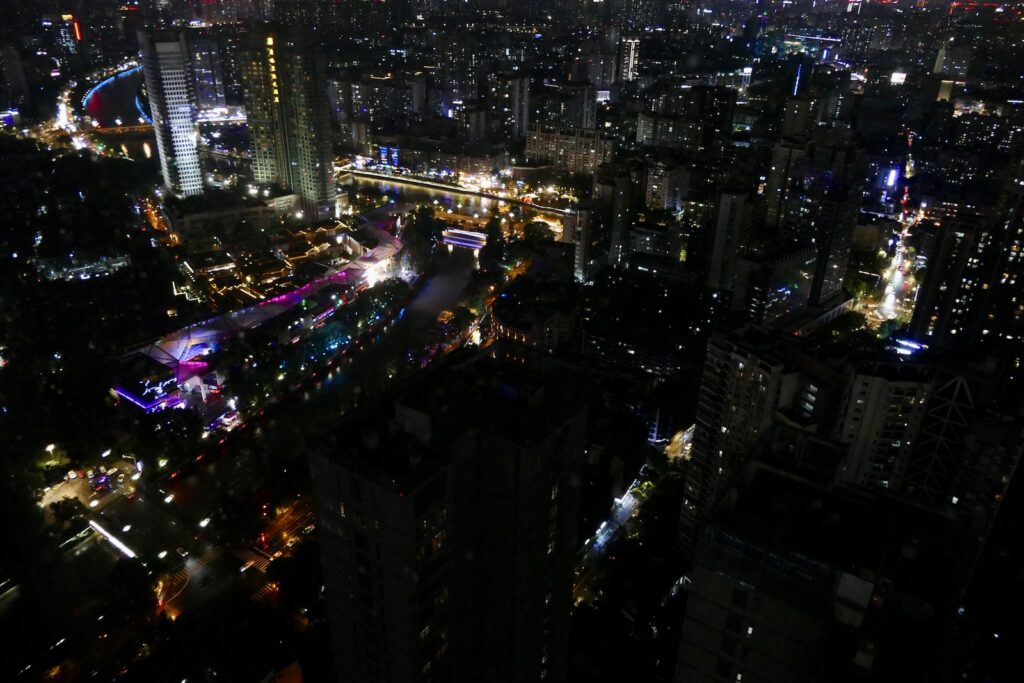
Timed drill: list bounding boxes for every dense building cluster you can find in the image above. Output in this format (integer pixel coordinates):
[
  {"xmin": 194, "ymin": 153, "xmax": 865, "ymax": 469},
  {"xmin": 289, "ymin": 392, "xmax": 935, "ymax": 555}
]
[{"xmin": 3, "ymin": 1, "xmax": 1024, "ymax": 682}]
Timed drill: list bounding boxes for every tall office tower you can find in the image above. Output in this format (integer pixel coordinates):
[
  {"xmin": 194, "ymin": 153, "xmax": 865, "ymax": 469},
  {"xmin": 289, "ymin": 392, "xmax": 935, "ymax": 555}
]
[
  {"xmin": 617, "ymin": 35, "xmax": 640, "ymax": 82},
  {"xmin": 241, "ymin": 26, "xmax": 336, "ymax": 221},
  {"xmin": 139, "ymin": 29, "xmax": 204, "ymax": 197},
  {"xmin": 310, "ymin": 346, "xmax": 587, "ymax": 683},
  {"xmin": 678, "ymin": 327, "xmax": 795, "ymax": 554},
  {"xmin": 487, "ymin": 72, "xmax": 529, "ymax": 139},
  {"xmin": 706, "ymin": 192, "xmax": 753, "ymax": 291},
  {"xmin": 189, "ymin": 33, "xmax": 226, "ymax": 113}
]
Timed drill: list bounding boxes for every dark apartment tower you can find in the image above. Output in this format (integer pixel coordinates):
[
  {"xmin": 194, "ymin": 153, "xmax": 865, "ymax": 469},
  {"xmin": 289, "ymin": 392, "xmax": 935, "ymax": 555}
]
[
  {"xmin": 0, "ymin": 45, "xmax": 29, "ymax": 112},
  {"xmin": 706, "ymin": 191, "xmax": 753, "ymax": 292},
  {"xmin": 574, "ymin": 199, "xmax": 611, "ymax": 281},
  {"xmin": 189, "ymin": 32, "xmax": 226, "ymax": 113},
  {"xmin": 774, "ymin": 133, "xmax": 861, "ymax": 306},
  {"xmin": 487, "ymin": 71, "xmax": 530, "ymax": 139},
  {"xmin": 908, "ymin": 215, "xmax": 986, "ymax": 344},
  {"xmin": 594, "ymin": 163, "xmax": 635, "ymax": 267},
  {"xmin": 909, "ymin": 163, "xmax": 1024, "ymax": 351},
  {"xmin": 677, "ymin": 328, "xmax": 795, "ymax": 554},
  {"xmin": 310, "ymin": 346, "xmax": 587, "ymax": 683},
  {"xmin": 675, "ymin": 461, "xmax": 966, "ymax": 683},
  {"xmin": 241, "ymin": 26, "xmax": 336, "ymax": 221}
]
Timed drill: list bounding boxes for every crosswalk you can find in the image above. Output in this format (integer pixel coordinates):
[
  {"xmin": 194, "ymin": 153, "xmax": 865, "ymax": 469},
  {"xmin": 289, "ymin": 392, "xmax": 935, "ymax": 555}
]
[
  {"xmin": 169, "ymin": 546, "xmax": 223, "ymax": 584},
  {"xmin": 88, "ymin": 489, "xmax": 122, "ymax": 509},
  {"xmin": 250, "ymin": 582, "xmax": 278, "ymax": 603},
  {"xmin": 233, "ymin": 548, "xmax": 272, "ymax": 574}
]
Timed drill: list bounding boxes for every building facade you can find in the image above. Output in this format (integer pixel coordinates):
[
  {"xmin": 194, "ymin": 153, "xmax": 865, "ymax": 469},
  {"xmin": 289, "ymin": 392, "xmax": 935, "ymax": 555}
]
[
  {"xmin": 310, "ymin": 346, "xmax": 587, "ymax": 683},
  {"xmin": 241, "ymin": 26, "xmax": 336, "ymax": 221},
  {"xmin": 139, "ymin": 29, "xmax": 204, "ymax": 197}
]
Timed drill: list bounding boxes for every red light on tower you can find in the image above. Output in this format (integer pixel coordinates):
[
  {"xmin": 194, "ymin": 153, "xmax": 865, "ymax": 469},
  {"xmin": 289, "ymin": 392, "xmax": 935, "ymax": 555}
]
[{"xmin": 73, "ymin": 20, "xmax": 82, "ymax": 42}]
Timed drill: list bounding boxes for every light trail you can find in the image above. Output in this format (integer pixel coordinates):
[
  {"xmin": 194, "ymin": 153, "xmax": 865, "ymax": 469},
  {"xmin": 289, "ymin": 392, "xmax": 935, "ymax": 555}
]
[{"xmin": 89, "ymin": 520, "xmax": 137, "ymax": 558}]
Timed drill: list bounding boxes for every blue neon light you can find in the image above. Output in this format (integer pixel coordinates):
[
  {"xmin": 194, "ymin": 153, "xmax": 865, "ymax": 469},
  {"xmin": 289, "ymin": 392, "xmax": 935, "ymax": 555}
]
[
  {"xmin": 134, "ymin": 94, "xmax": 153, "ymax": 124},
  {"xmin": 81, "ymin": 65, "xmax": 143, "ymax": 110}
]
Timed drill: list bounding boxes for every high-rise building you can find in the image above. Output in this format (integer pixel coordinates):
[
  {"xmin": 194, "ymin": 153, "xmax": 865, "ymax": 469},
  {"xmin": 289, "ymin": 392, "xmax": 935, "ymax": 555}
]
[
  {"xmin": 189, "ymin": 33, "xmax": 226, "ymax": 113},
  {"xmin": 835, "ymin": 364, "xmax": 932, "ymax": 490},
  {"xmin": 594, "ymin": 164, "xmax": 635, "ymax": 267},
  {"xmin": 910, "ymin": 163, "xmax": 1024, "ymax": 350},
  {"xmin": 310, "ymin": 345, "xmax": 586, "ymax": 683},
  {"xmin": 617, "ymin": 36, "xmax": 640, "ymax": 83},
  {"xmin": 933, "ymin": 41, "xmax": 971, "ymax": 78},
  {"xmin": 0, "ymin": 45, "xmax": 28, "ymax": 112},
  {"xmin": 644, "ymin": 162, "xmax": 689, "ymax": 211},
  {"xmin": 706, "ymin": 192, "xmax": 753, "ymax": 291},
  {"xmin": 139, "ymin": 29, "xmax": 204, "ymax": 198},
  {"xmin": 525, "ymin": 124, "xmax": 615, "ymax": 175},
  {"xmin": 678, "ymin": 327, "xmax": 796, "ymax": 553},
  {"xmin": 562, "ymin": 81, "xmax": 597, "ymax": 129},
  {"xmin": 731, "ymin": 245, "xmax": 817, "ymax": 325},
  {"xmin": 574, "ymin": 200, "xmax": 611, "ymax": 282},
  {"xmin": 675, "ymin": 460, "xmax": 967, "ymax": 683},
  {"xmin": 487, "ymin": 72, "xmax": 529, "ymax": 139},
  {"xmin": 437, "ymin": 33, "xmax": 479, "ymax": 108},
  {"xmin": 241, "ymin": 26, "xmax": 336, "ymax": 221},
  {"xmin": 908, "ymin": 215, "xmax": 984, "ymax": 344}
]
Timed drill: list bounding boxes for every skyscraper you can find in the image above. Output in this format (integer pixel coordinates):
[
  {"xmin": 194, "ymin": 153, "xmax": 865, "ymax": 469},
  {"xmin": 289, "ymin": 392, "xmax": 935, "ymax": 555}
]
[
  {"xmin": 241, "ymin": 26, "xmax": 336, "ymax": 221},
  {"xmin": 487, "ymin": 72, "xmax": 530, "ymax": 139},
  {"xmin": 310, "ymin": 345, "xmax": 587, "ymax": 683},
  {"xmin": 617, "ymin": 36, "xmax": 640, "ymax": 83},
  {"xmin": 189, "ymin": 33, "xmax": 226, "ymax": 113},
  {"xmin": 910, "ymin": 163, "xmax": 1024, "ymax": 350},
  {"xmin": 678, "ymin": 327, "xmax": 795, "ymax": 554},
  {"xmin": 139, "ymin": 29, "xmax": 204, "ymax": 198},
  {"xmin": 0, "ymin": 45, "xmax": 28, "ymax": 113}
]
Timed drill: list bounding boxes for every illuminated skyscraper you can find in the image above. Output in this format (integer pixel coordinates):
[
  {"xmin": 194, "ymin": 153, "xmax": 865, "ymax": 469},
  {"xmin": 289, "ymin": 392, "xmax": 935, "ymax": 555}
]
[
  {"xmin": 241, "ymin": 26, "xmax": 336, "ymax": 221},
  {"xmin": 139, "ymin": 29, "xmax": 204, "ymax": 198},
  {"xmin": 618, "ymin": 35, "xmax": 640, "ymax": 82}
]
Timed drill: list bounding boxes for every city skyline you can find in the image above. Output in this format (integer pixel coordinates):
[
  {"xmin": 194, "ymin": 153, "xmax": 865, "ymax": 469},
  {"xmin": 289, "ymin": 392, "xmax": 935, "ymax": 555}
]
[{"xmin": 2, "ymin": 2, "xmax": 1024, "ymax": 682}]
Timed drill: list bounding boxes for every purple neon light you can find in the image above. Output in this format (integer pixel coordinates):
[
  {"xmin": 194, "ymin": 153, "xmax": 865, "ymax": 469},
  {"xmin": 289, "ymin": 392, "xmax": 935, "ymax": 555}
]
[
  {"xmin": 141, "ymin": 219, "xmax": 401, "ymax": 384},
  {"xmin": 444, "ymin": 237, "xmax": 486, "ymax": 249},
  {"xmin": 114, "ymin": 387, "xmax": 184, "ymax": 412}
]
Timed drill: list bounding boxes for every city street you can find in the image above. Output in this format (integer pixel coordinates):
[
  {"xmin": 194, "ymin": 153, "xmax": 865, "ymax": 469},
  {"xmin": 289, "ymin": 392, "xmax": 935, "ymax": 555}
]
[{"xmin": 573, "ymin": 467, "xmax": 657, "ymax": 606}]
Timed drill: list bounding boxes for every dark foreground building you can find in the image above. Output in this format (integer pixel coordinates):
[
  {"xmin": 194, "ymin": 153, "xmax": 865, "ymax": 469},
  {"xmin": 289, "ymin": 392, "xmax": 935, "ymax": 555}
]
[{"xmin": 310, "ymin": 345, "xmax": 587, "ymax": 682}]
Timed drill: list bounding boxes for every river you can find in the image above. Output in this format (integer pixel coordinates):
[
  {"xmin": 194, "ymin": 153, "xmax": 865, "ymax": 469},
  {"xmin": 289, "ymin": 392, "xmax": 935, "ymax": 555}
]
[{"xmin": 81, "ymin": 66, "xmax": 159, "ymax": 170}]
